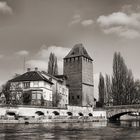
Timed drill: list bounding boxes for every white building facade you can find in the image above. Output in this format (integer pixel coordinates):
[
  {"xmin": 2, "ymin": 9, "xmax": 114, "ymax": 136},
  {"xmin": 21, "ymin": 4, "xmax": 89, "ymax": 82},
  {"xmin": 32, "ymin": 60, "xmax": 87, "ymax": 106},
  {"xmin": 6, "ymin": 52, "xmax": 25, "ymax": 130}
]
[
  {"xmin": 9, "ymin": 69, "xmax": 53, "ymax": 107},
  {"xmin": 42, "ymin": 72, "xmax": 69, "ymax": 108},
  {"xmin": 9, "ymin": 69, "xmax": 69, "ymax": 108}
]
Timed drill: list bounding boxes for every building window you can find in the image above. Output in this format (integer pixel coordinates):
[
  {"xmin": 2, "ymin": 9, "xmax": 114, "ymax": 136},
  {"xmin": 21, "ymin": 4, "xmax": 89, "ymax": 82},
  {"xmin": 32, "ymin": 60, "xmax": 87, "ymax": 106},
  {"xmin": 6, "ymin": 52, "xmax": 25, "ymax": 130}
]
[
  {"xmin": 23, "ymin": 82, "xmax": 30, "ymax": 89},
  {"xmin": 37, "ymin": 93, "xmax": 41, "ymax": 100},
  {"xmin": 72, "ymin": 96, "xmax": 74, "ymax": 100},
  {"xmin": 71, "ymin": 52, "xmax": 75, "ymax": 55},
  {"xmin": 32, "ymin": 93, "xmax": 36, "ymax": 100}
]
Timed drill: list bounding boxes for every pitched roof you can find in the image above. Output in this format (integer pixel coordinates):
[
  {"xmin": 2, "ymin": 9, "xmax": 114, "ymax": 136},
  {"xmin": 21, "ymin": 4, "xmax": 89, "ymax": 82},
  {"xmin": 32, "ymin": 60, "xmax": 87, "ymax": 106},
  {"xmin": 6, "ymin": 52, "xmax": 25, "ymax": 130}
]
[
  {"xmin": 41, "ymin": 71, "xmax": 66, "ymax": 83},
  {"xmin": 9, "ymin": 71, "xmax": 53, "ymax": 84},
  {"xmin": 64, "ymin": 43, "xmax": 93, "ymax": 61}
]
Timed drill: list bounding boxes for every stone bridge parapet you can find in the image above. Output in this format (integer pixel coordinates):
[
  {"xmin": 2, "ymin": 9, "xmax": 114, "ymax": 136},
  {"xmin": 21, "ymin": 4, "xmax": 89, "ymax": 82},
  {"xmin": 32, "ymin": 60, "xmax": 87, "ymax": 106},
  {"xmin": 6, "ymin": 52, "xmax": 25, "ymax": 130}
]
[{"xmin": 105, "ymin": 104, "xmax": 140, "ymax": 121}]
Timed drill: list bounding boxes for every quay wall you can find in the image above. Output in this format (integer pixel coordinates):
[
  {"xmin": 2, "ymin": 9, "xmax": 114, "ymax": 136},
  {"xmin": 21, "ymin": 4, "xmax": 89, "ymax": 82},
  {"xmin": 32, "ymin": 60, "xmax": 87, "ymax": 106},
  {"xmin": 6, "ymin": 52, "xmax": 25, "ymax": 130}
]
[{"xmin": 0, "ymin": 105, "xmax": 106, "ymax": 119}]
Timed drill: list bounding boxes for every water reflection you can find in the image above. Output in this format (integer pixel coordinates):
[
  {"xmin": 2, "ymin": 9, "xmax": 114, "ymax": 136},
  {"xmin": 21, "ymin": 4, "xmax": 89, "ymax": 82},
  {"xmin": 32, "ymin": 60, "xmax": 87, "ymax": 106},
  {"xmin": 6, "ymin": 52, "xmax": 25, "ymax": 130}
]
[
  {"xmin": 0, "ymin": 121, "xmax": 140, "ymax": 140},
  {"xmin": 110, "ymin": 120, "xmax": 140, "ymax": 128}
]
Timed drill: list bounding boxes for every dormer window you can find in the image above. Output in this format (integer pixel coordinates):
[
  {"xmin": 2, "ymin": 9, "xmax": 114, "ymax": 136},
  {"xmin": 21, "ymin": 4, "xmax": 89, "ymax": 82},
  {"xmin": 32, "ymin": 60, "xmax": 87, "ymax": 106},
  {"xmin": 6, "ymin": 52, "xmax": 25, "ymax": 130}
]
[
  {"xmin": 71, "ymin": 52, "xmax": 75, "ymax": 55},
  {"xmin": 49, "ymin": 78, "xmax": 52, "ymax": 81}
]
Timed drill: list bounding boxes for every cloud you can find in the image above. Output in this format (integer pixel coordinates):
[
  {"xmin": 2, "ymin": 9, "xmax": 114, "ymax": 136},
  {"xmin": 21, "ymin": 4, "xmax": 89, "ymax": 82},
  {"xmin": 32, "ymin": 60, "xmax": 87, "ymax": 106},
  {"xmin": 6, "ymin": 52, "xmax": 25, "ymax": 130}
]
[
  {"xmin": 103, "ymin": 26, "xmax": 140, "ymax": 39},
  {"xmin": 97, "ymin": 6, "xmax": 140, "ymax": 39},
  {"xmin": 69, "ymin": 14, "xmax": 82, "ymax": 26},
  {"xmin": 16, "ymin": 50, "xmax": 29, "ymax": 56},
  {"xmin": 97, "ymin": 12, "xmax": 140, "ymax": 27},
  {"xmin": 38, "ymin": 44, "xmax": 70, "ymax": 60},
  {"xmin": 81, "ymin": 19, "xmax": 94, "ymax": 27},
  {"xmin": 69, "ymin": 14, "xmax": 94, "ymax": 27},
  {"xmin": 0, "ymin": 2, "xmax": 13, "ymax": 15},
  {"xmin": 26, "ymin": 45, "xmax": 70, "ymax": 74},
  {"xmin": 119, "ymin": 28, "xmax": 140, "ymax": 39}
]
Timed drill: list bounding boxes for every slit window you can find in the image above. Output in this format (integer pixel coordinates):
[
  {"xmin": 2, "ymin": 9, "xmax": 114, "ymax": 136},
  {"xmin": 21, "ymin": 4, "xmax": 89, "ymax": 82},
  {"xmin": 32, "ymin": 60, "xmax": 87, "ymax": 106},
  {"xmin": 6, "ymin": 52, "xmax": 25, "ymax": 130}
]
[{"xmin": 77, "ymin": 95, "xmax": 80, "ymax": 99}]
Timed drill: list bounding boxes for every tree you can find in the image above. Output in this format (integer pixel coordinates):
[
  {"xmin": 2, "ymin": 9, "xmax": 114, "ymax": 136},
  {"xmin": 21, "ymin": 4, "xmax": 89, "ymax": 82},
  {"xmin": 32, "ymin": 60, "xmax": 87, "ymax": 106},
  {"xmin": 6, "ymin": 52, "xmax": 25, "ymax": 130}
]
[
  {"xmin": 1, "ymin": 82, "xmax": 11, "ymax": 104},
  {"xmin": 124, "ymin": 70, "xmax": 135, "ymax": 105},
  {"xmin": 112, "ymin": 52, "xmax": 135, "ymax": 105},
  {"xmin": 22, "ymin": 91, "xmax": 32, "ymax": 105},
  {"xmin": 48, "ymin": 53, "xmax": 58, "ymax": 76},
  {"xmin": 10, "ymin": 82, "xmax": 23, "ymax": 105},
  {"xmin": 98, "ymin": 73, "xmax": 105, "ymax": 107},
  {"xmin": 105, "ymin": 74, "xmax": 112, "ymax": 106},
  {"xmin": 131, "ymin": 80, "xmax": 140, "ymax": 104}
]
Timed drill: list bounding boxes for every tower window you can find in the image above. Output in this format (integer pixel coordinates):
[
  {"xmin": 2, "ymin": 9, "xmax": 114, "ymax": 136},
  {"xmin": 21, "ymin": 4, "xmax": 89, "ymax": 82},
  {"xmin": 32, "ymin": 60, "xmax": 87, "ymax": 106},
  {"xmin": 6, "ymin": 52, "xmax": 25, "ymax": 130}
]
[
  {"xmin": 77, "ymin": 95, "xmax": 80, "ymax": 99},
  {"xmin": 77, "ymin": 57, "xmax": 80, "ymax": 60},
  {"xmin": 72, "ymin": 96, "xmax": 74, "ymax": 100}
]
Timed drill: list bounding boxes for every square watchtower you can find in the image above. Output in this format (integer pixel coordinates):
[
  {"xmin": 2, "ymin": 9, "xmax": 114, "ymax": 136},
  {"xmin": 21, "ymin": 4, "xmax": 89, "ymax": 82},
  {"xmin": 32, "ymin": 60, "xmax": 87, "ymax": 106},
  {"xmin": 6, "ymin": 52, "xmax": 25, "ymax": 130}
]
[{"xmin": 63, "ymin": 44, "xmax": 94, "ymax": 107}]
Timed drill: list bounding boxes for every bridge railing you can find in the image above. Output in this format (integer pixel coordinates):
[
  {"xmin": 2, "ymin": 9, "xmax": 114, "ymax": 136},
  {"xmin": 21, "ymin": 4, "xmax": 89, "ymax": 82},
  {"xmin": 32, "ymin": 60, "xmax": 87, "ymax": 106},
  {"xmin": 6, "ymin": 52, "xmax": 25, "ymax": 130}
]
[{"xmin": 104, "ymin": 104, "xmax": 140, "ymax": 110}]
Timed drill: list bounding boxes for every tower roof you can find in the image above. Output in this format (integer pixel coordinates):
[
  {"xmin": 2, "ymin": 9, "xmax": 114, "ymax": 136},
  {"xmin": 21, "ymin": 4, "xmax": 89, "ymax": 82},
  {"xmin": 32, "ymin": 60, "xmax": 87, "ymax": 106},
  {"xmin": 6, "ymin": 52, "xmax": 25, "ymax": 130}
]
[{"xmin": 64, "ymin": 43, "xmax": 93, "ymax": 61}]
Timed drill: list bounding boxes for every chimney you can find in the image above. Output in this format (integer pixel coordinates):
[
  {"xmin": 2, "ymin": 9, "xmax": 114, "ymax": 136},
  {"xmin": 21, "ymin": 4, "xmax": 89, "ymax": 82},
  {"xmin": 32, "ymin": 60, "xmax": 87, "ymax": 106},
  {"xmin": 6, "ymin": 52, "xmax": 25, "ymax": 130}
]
[
  {"xmin": 35, "ymin": 67, "xmax": 38, "ymax": 71},
  {"xmin": 27, "ymin": 68, "xmax": 31, "ymax": 72}
]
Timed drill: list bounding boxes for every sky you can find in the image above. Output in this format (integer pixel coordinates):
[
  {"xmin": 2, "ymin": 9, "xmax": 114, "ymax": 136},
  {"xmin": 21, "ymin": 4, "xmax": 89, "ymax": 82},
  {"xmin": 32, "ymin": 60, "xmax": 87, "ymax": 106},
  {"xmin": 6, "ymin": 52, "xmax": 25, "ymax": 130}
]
[{"xmin": 0, "ymin": 0, "xmax": 140, "ymax": 99}]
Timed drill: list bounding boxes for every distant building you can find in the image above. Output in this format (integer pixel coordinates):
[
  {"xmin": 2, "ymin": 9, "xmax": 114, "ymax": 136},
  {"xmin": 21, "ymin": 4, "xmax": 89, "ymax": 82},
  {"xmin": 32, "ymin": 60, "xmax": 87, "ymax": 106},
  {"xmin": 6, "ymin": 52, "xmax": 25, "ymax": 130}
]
[
  {"xmin": 64, "ymin": 44, "xmax": 94, "ymax": 107},
  {"xmin": 9, "ymin": 68, "xmax": 53, "ymax": 107},
  {"xmin": 42, "ymin": 72, "xmax": 69, "ymax": 108}
]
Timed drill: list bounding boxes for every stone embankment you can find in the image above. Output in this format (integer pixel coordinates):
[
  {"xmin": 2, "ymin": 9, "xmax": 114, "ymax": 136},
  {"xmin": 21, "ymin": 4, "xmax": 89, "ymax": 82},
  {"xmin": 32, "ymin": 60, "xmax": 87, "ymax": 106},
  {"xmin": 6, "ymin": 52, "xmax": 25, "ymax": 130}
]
[{"xmin": 0, "ymin": 105, "xmax": 107, "ymax": 123}]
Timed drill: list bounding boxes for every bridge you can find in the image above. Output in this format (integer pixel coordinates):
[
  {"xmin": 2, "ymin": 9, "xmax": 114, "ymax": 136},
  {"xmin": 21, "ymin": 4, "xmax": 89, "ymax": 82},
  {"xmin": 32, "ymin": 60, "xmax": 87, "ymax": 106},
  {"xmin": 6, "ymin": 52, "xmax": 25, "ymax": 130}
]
[{"xmin": 105, "ymin": 104, "xmax": 140, "ymax": 121}]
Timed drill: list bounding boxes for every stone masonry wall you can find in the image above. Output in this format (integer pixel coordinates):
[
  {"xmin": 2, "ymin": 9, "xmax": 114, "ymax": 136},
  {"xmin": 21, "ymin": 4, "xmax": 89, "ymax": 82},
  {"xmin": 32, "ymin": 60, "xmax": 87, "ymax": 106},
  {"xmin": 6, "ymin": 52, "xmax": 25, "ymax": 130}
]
[
  {"xmin": 0, "ymin": 105, "xmax": 106, "ymax": 119},
  {"xmin": 82, "ymin": 57, "xmax": 94, "ymax": 106},
  {"xmin": 64, "ymin": 57, "xmax": 82, "ymax": 106}
]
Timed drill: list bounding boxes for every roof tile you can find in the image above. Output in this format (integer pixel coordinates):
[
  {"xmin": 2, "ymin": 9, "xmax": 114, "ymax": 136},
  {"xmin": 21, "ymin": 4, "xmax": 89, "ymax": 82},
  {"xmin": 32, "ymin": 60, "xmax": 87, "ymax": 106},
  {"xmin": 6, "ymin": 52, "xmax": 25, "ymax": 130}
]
[
  {"xmin": 64, "ymin": 43, "xmax": 93, "ymax": 61},
  {"xmin": 9, "ymin": 71, "xmax": 53, "ymax": 84}
]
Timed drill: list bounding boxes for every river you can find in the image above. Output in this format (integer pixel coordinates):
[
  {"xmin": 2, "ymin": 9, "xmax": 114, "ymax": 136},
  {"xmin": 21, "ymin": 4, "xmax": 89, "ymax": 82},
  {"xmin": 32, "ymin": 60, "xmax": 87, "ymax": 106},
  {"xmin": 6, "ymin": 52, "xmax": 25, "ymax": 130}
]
[{"xmin": 0, "ymin": 120, "xmax": 140, "ymax": 140}]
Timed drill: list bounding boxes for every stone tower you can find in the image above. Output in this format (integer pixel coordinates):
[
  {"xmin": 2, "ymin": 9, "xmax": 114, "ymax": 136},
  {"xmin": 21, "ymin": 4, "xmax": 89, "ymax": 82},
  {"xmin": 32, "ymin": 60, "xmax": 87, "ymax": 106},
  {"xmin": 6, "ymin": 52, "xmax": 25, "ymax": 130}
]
[{"xmin": 63, "ymin": 43, "xmax": 94, "ymax": 106}]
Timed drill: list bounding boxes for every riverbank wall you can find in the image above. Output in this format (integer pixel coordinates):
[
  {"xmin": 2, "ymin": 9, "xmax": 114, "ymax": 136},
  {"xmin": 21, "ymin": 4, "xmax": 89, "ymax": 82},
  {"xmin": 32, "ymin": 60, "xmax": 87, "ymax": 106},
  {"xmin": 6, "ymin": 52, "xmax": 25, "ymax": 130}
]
[{"xmin": 0, "ymin": 105, "xmax": 107, "ymax": 122}]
